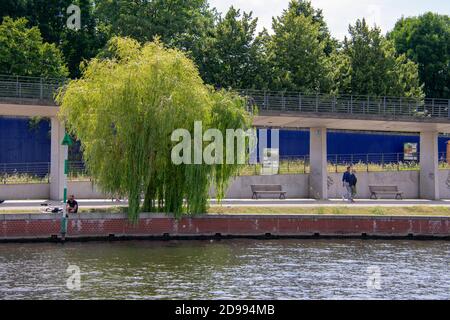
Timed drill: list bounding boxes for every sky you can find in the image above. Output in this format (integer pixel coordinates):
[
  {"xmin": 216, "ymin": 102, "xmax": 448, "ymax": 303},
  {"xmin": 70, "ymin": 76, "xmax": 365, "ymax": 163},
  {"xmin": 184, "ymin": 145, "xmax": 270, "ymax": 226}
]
[{"xmin": 209, "ymin": 0, "xmax": 450, "ymax": 39}]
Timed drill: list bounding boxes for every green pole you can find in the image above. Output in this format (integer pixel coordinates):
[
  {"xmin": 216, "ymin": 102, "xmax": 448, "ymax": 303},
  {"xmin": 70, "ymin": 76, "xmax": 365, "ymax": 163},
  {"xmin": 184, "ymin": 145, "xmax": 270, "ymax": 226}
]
[{"xmin": 60, "ymin": 132, "xmax": 72, "ymax": 240}]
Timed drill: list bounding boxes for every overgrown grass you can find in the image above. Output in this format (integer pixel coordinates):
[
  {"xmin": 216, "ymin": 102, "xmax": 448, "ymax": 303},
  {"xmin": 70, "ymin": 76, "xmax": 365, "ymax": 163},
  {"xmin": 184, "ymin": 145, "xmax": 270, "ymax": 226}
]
[
  {"xmin": 0, "ymin": 172, "xmax": 91, "ymax": 184},
  {"xmin": 207, "ymin": 206, "xmax": 450, "ymax": 216}
]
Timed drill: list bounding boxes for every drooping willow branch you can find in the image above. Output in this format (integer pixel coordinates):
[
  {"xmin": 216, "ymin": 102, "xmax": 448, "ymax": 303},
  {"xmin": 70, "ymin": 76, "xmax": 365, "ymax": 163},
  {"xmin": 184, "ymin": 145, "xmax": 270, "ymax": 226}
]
[{"xmin": 57, "ymin": 37, "xmax": 254, "ymax": 221}]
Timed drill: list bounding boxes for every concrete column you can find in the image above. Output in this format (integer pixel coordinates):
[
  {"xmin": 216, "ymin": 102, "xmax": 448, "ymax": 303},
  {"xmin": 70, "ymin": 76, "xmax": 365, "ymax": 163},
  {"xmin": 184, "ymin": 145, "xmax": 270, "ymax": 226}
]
[
  {"xmin": 50, "ymin": 117, "xmax": 65, "ymax": 200},
  {"xmin": 309, "ymin": 127, "xmax": 328, "ymax": 199},
  {"xmin": 420, "ymin": 131, "xmax": 439, "ymax": 200}
]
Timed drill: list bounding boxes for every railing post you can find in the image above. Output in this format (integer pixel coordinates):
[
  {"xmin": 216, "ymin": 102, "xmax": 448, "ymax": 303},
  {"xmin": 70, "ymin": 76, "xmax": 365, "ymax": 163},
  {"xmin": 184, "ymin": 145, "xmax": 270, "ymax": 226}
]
[
  {"xmin": 366, "ymin": 95, "xmax": 369, "ymax": 114},
  {"xmin": 366, "ymin": 154, "xmax": 369, "ymax": 172},
  {"xmin": 40, "ymin": 78, "xmax": 43, "ymax": 100},
  {"xmin": 432, "ymin": 98, "xmax": 435, "ymax": 117},
  {"xmin": 263, "ymin": 90, "xmax": 267, "ymax": 110},
  {"xmin": 383, "ymin": 96, "xmax": 386, "ymax": 114},
  {"xmin": 333, "ymin": 95, "xmax": 336, "ymax": 112},
  {"xmin": 281, "ymin": 92, "xmax": 285, "ymax": 110},
  {"xmin": 350, "ymin": 95, "xmax": 353, "ymax": 114},
  {"xmin": 299, "ymin": 93, "xmax": 302, "ymax": 111},
  {"xmin": 16, "ymin": 75, "xmax": 19, "ymax": 97},
  {"xmin": 315, "ymin": 93, "xmax": 319, "ymax": 112},
  {"xmin": 335, "ymin": 154, "xmax": 338, "ymax": 173}
]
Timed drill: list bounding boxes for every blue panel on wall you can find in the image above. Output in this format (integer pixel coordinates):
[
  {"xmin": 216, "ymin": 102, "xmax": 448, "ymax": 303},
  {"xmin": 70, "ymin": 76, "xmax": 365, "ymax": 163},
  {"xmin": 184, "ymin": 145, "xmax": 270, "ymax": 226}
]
[
  {"xmin": 1, "ymin": 117, "xmax": 449, "ymax": 165},
  {"xmin": 0, "ymin": 117, "xmax": 51, "ymax": 163},
  {"xmin": 262, "ymin": 129, "xmax": 449, "ymax": 157}
]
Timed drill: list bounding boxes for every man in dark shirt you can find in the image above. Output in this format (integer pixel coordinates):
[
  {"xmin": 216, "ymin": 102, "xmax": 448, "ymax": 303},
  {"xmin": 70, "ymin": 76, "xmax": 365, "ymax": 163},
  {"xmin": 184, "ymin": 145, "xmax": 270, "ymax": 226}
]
[
  {"xmin": 66, "ymin": 194, "xmax": 78, "ymax": 213},
  {"xmin": 342, "ymin": 166, "xmax": 353, "ymax": 202},
  {"xmin": 349, "ymin": 169, "xmax": 358, "ymax": 200}
]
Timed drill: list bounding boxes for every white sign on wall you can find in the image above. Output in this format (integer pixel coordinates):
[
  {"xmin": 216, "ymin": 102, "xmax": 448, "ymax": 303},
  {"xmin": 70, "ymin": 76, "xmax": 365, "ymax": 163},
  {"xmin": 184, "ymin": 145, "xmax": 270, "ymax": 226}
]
[{"xmin": 261, "ymin": 148, "xmax": 279, "ymax": 175}]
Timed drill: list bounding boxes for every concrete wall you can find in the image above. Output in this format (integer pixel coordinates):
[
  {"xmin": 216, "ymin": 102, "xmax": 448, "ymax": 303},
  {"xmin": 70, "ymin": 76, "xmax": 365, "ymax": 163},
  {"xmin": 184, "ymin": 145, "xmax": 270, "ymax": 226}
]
[
  {"xmin": 211, "ymin": 174, "xmax": 309, "ymax": 199},
  {"xmin": 67, "ymin": 181, "xmax": 107, "ymax": 199},
  {"xmin": 438, "ymin": 170, "xmax": 450, "ymax": 199},
  {"xmin": 3, "ymin": 170, "xmax": 450, "ymax": 200},
  {"xmin": 328, "ymin": 171, "xmax": 420, "ymax": 199},
  {"xmin": 0, "ymin": 181, "xmax": 107, "ymax": 200},
  {"xmin": 0, "ymin": 183, "xmax": 49, "ymax": 200}
]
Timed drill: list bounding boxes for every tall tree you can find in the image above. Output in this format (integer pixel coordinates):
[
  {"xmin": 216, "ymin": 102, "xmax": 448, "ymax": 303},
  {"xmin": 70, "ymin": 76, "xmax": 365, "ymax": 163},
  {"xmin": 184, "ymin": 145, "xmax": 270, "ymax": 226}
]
[
  {"xmin": 0, "ymin": 17, "xmax": 68, "ymax": 77},
  {"xmin": 268, "ymin": 0, "xmax": 333, "ymax": 92},
  {"xmin": 284, "ymin": 0, "xmax": 337, "ymax": 55},
  {"xmin": 58, "ymin": 38, "xmax": 253, "ymax": 220},
  {"xmin": 95, "ymin": 0, "xmax": 216, "ymax": 64},
  {"xmin": 1, "ymin": 0, "xmax": 107, "ymax": 78},
  {"xmin": 200, "ymin": 6, "xmax": 267, "ymax": 89},
  {"xmin": 389, "ymin": 12, "xmax": 449, "ymax": 98},
  {"xmin": 333, "ymin": 19, "xmax": 423, "ymax": 98}
]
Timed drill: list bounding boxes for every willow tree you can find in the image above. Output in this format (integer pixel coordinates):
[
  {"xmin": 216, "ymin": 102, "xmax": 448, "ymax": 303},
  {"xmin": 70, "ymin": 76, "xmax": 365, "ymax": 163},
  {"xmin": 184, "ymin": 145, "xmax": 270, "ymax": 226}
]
[{"xmin": 57, "ymin": 37, "xmax": 253, "ymax": 220}]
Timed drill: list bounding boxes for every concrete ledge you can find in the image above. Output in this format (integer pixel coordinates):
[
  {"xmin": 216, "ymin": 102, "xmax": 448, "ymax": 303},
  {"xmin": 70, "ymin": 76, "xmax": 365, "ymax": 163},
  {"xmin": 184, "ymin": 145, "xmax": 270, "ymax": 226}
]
[{"xmin": 0, "ymin": 213, "xmax": 448, "ymax": 241}]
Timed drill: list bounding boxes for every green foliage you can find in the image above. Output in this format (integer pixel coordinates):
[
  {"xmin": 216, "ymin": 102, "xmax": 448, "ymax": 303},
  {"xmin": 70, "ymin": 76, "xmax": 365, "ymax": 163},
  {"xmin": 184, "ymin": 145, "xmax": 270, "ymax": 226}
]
[
  {"xmin": 267, "ymin": 0, "xmax": 334, "ymax": 92},
  {"xmin": 0, "ymin": 17, "xmax": 68, "ymax": 77},
  {"xmin": 95, "ymin": 0, "xmax": 216, "ymax": 65},
  {"xmin": 332, "ymin": 19, "xmax": 424, "ymax": 98},
  {"xmin": 200, "ymin": 6, "xmax": 265, "ymax": 89},
  {"xmin": 389, "ymin": 12, "xmax": 450, "ymax": 98},
  {"xmin": 57, "ymin": 37, "xmax": 253, "ymax": 221},
  {"xmin": 1, "ymin": 0, "xmax": 108, "ymax": 78}
]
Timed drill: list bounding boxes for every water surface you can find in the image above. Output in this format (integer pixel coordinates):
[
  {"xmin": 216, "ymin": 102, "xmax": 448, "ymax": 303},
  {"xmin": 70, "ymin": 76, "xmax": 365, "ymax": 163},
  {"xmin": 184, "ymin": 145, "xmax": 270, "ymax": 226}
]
[{"xmin": 0, "ymin": 239, "xmax": 448, "ymax": 299}]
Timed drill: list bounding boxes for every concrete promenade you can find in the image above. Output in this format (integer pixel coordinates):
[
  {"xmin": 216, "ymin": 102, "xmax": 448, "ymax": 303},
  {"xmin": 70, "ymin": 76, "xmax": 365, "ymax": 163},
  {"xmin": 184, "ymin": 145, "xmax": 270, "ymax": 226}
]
[{"xmin": 3, "ymin": 198, "xmax": 450, "ymax": 212}]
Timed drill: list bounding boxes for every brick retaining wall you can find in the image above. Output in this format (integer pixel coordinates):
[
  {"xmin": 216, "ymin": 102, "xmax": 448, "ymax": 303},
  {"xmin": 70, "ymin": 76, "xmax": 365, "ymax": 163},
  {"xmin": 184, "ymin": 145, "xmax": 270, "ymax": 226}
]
[{"xmin": 0, "ymin": 213, "xmax": 449, "ymax": 241}]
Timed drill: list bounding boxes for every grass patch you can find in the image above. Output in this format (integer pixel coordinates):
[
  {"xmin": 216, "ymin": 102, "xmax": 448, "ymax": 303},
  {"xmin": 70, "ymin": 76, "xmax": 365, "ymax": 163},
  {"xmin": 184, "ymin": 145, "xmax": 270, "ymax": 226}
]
[{"xmin": 207, "ymin": 206, "xmax": 450, "ymax": 216}]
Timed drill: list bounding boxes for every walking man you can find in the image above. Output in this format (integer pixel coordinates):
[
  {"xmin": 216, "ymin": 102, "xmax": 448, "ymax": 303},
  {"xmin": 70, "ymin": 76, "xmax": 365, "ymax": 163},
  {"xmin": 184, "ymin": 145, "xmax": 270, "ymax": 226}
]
[
  {"xmin": 342, "ymin": 166, "xmax": 353, "ymax": 202},
  {"xmin": 349, "ymin": 168, "xmax": 358, "ymax": 201}
]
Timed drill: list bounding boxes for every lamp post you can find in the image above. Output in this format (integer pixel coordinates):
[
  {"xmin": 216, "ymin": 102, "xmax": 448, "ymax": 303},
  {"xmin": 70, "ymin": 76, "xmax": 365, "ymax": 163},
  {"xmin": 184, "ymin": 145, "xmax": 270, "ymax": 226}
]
[{"xmin": 60, "ymin": 132, "xmax": 72, "ymax": 241}]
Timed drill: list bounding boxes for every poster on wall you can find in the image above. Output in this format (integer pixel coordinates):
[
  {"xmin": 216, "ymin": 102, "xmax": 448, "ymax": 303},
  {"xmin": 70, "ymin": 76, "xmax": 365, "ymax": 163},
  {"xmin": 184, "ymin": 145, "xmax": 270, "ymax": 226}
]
[
  {"xmin": 261, "ymin": 148, "xmax": 279, "ymax": 175},
  {"xmin": 404, "ymin": 142, "xmax": 418, "ymax": 161}
]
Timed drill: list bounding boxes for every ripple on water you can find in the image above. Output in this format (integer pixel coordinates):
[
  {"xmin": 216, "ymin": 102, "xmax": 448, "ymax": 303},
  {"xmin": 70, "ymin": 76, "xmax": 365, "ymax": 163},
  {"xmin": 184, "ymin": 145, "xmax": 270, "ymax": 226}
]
[{"xmin": 0, "ymin": 239, "xmax": 448, "ymax": 299}]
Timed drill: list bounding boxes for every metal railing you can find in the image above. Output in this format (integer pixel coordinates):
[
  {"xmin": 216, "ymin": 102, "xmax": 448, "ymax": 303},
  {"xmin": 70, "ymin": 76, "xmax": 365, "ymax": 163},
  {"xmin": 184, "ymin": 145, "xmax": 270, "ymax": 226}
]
[
  {"xmin": 1, "ymin": 154, "xmax": 450, "ymax": 182},
  {"xmin": 1, "ymin": 74, "xmax": 449, "ymax": 120},
  {"xmin": 0, "ymin": 161, "xmax": 88, "ymax": 184},
  {"xmin": 242, "ymin": 89, "xmax": 450, "ymax": 119},
  {"xmin": 0, "ymin": 74, "xmax": 66, "ymax": 105}
]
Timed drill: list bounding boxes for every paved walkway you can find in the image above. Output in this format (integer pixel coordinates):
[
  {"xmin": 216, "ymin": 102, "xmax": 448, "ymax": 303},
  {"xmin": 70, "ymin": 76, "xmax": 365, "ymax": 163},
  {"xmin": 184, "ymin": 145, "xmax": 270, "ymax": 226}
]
[{"xmin": 2, "ymin": 198, "xmax": 450, "ymax": 212}]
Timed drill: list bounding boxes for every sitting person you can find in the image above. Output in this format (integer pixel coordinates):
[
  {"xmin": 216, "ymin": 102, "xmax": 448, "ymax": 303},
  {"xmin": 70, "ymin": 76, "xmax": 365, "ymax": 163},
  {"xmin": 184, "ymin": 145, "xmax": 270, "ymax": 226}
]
[{"xmin": 66, "ymin": 194, "xmax": 78, "ymax": 213}]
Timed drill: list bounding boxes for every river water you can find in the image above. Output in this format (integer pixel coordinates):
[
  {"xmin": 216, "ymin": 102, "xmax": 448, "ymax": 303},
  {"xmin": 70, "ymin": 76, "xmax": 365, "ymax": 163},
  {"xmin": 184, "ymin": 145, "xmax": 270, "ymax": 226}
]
[{"xmin": 0, "ymin": 239, "xmax": 448, "ymax": 299}]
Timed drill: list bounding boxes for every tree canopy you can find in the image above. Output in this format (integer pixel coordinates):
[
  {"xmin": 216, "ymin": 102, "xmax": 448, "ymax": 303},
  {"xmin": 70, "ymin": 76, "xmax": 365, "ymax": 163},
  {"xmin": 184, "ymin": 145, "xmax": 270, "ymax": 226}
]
[
  {"xmin": 57, "ymin": 37, "xmax": 253, "ymax": 220},
  {"xmin": 200, "ymin": 7, "xmax": 264, "ymax": 89},
  {"xmin": 0, "ymin": 0, "xmax": 107, "ymax": 78},
  {"xmin": 332, "ymin": 19, "xmax": 423, "ymax": 97},
  {"xmin": 0, "ymin": 17, "xmax": 68, "ymax": 77},
  {"xmin": 1, "ymin": 0, "xmax": 444, "ymax": 99},
  {"xmin": 267, "ymin": 0, "xmax": 334, "ymax": 92},
  {"xmin": 389, "ymin": 12, "xmax": 449, "ymax": 98}
]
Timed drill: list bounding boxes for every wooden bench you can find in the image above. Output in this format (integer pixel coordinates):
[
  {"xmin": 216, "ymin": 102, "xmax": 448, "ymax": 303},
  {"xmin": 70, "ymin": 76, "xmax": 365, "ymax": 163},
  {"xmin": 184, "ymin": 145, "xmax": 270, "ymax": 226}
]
[
  {"xmin": 251, "ymin": 184, "xmax": 286, "ymax": 199},
  {"xmin": 369, "ymin": 185, "xmax": 403, "ymax": 200}
]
